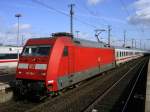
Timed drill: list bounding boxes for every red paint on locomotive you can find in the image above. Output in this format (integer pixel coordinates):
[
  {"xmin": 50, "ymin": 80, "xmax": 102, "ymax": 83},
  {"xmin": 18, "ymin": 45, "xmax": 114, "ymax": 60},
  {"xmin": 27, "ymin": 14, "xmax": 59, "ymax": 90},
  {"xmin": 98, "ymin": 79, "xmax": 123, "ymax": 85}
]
[{"xmin": 15, "ymin": 33, "xmax": 116, "ymax": 97}]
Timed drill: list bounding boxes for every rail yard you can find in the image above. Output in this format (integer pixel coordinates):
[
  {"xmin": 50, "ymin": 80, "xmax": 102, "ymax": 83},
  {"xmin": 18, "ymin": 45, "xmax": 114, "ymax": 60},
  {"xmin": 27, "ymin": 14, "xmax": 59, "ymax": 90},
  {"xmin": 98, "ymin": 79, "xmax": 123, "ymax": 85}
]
[{"xmin": 1, "ymin": 0, "xmax": 150, "ymax": 112}]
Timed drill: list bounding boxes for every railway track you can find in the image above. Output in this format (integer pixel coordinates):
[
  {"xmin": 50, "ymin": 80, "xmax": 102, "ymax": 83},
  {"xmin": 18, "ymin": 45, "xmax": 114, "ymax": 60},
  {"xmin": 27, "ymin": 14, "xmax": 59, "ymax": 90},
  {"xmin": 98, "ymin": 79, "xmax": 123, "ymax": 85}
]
[
  {"xmin": 114, "ymin": 56, "xmax": 148, "ymax": 112},
  {"xmin": 0, "ymin": 57, "xmax": 147, "ymax": 112},
  {"xmin": 0, "ymin": 67, "xmax": 16, "ymax": 84},
  {"xmin": 121, "ymin": 60, "xmax": 147, "ymax": 112},
  {"xmin": 83, "ymin": 57, "xmax": 148, "ymax": 112}
]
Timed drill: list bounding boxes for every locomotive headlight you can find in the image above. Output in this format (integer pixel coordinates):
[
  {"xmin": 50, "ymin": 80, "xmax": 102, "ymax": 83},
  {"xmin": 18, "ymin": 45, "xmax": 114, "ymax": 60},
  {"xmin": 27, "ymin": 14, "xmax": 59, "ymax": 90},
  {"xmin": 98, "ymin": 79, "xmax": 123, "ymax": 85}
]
[
  {"xmin": 35, "ymin": 64, "xmax": 47, "ymax": 70},
  {"xmin": 18, "ymin": 63, "xmax": 28, "ymax": 69},
  {"xmin": 18, "ymin": 71, "xmax": 22, "ymax": 74},
  {"xmin": 48, "ymin": 80, "xmax": 54, "ymax": 84}
]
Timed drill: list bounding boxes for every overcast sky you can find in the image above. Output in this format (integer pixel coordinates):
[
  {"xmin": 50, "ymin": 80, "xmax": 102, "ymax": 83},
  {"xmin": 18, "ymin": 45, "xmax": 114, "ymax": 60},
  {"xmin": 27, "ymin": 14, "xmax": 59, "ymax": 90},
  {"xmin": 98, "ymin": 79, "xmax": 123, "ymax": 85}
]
[{"xmin": 0, "ymin": 0, "xmax": 150, "ymax": 49}]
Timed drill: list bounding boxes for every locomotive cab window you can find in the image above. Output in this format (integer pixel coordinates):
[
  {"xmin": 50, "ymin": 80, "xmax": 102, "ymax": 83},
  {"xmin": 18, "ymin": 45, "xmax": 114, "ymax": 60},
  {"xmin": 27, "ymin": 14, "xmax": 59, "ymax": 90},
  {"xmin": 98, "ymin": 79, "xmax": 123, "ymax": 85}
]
[
  {"xmin": 22, "ymin": 45, "xmax": 51, "ymax": 56},
  {"xmin": 37, "ymin": 46, "xmax": 51, "ymax": 56},
  {"xmin": 63, "ymin": 46, "xmax": 68, "ymax": 56}
]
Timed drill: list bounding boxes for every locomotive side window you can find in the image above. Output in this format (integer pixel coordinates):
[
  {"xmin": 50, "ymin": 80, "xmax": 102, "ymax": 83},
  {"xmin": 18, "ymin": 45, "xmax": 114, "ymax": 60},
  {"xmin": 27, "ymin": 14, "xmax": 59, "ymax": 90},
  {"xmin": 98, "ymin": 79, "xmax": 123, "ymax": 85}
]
[{"xmin": 63, "ymin": 46, "xmax": 68, "ymax": 56}]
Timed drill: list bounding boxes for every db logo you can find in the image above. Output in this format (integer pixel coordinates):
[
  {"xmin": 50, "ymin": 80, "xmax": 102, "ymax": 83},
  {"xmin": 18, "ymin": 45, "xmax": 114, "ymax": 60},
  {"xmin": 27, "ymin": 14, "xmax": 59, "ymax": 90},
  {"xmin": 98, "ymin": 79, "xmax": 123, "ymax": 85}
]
[
  {"xmin": 29, "ymin": 64, "xmax": 35, "ymax": 69},
  {"xmin": 98, "ymin": 57, "xmax": 101, "ymax": 62}
]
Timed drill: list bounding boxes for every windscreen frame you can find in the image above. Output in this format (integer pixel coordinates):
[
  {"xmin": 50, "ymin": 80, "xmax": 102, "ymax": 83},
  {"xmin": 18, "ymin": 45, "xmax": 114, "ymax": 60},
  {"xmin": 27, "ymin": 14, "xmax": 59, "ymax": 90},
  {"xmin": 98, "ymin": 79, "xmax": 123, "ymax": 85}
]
[{"xmin": 22, "ymin": 44, "xmax": 52, "ymax": 57}]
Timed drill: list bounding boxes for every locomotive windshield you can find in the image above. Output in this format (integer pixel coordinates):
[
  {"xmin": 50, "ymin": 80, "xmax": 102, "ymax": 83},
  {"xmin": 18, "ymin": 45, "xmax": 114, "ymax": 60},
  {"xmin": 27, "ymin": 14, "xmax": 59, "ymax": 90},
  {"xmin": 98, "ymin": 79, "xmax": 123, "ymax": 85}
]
[{"xmin": 22, "ymin": 45, "xmax": 51, "ymax": 56}]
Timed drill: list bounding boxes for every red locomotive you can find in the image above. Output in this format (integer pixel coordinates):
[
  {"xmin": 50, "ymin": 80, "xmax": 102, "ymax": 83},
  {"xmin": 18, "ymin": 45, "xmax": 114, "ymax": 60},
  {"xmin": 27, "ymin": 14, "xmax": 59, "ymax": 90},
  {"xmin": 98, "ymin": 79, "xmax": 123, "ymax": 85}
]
[
  {"xmin": 14, "ymin": 32, "xmax": 116, "ymax": 99},
  {"xmin": 14, "ymin": 32, "xmax": 147, "ymax": 99}
]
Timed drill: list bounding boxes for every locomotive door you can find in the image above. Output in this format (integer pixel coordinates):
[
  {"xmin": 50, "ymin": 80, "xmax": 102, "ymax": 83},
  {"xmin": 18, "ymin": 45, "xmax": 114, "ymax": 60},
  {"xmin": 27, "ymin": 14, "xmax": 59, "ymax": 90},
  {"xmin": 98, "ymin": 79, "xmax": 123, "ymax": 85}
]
[
  {"xmin": 98, "ymin": 56, "xmax": 101, "ymax": 72},
  {"xmin": 68, "ymin": 46, "xmax": 75, "ymax": 84}
]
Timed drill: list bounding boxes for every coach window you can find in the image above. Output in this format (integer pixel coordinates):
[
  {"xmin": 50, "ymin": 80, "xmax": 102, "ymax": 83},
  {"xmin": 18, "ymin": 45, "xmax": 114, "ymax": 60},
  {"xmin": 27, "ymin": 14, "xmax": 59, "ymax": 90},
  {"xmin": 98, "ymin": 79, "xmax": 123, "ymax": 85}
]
[
  {"xmin": 9, "ymin": 48, "xmax": 12, "ymax": 51},
  {"xmin": 63, "ymin": 46, "xmax": 68, "ymax": 56},
  {"xmin": 0, "ymin": 54, "xmax": 17, "ymax": 59}
]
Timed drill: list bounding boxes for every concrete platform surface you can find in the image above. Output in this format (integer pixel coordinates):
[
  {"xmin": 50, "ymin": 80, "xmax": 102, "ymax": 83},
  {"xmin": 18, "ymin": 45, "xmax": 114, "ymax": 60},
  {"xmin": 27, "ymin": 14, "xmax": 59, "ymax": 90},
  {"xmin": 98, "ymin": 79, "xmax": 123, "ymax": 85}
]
[{"xmin": 0, "ymin": 82, "xmax": 10, "ymax": 91}]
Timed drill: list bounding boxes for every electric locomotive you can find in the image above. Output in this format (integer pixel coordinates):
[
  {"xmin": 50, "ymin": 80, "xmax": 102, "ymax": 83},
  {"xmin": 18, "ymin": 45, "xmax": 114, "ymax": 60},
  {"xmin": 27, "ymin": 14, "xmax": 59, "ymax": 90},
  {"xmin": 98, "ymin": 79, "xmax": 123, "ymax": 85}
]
[
  {"xmin": 14, "ymin": 32, "xmax": 148, "ymax": 99},
  {"xmin": 14, "ymin": 32, "xmax": 116, "ymax": 99}
]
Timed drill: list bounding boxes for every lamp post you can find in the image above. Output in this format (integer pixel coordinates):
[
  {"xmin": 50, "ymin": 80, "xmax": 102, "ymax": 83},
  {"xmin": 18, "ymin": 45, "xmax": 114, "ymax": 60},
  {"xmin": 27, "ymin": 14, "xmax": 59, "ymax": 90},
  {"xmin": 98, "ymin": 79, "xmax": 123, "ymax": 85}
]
[
  {"xmin": 15, "ymin": 13, "xmax": 22, "ymax": 59},
  {"xmin": 69, "ymin": 4, "xmax": 75, "ymax": 36}
]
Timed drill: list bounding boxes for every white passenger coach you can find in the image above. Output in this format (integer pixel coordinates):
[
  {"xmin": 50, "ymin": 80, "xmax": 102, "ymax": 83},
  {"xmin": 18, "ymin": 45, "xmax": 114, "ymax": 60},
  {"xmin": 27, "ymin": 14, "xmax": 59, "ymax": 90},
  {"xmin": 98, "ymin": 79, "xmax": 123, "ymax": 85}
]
[
  {"xmin": 0, "ymin": 46, "xmax": 22, "ymax": 69},
  {"xmin": 115, "ymin": 47, "xmax": 145, "ymax": 65}
]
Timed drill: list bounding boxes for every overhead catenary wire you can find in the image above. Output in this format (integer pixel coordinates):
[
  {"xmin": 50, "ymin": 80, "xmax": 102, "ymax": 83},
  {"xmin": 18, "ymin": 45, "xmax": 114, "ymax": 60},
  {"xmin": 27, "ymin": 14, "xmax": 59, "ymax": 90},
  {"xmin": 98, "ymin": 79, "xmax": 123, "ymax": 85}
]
[
  {"xmin": 76, "ymin": 0, "xmax": 110, "ymax": 26},
  {"xmin": 76, "ymin": 0, "xmax": 116, "ymax": 45},
  {"xmin": 119, "ymin": 0, "xmax": 145, "ymax": 37},
  {"xmin": 31, "ymin": 0, "xmax": 69, "ymax": 16},
  {"xmin": 31, "ymin": 0, "xmax": 99, "ymax": 29}
]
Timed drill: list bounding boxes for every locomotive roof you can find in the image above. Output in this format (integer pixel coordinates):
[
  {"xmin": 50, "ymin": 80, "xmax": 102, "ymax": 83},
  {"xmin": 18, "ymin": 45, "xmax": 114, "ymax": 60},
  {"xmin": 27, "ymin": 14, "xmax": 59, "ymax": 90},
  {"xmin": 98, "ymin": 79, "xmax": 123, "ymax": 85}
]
[
  {"xmin": 73, "ymin": 38, "xmax": 109, "ymax": 48},
  {"xmin": 29, "ymin": 36, "xmax": 109, "ymax": 48}
]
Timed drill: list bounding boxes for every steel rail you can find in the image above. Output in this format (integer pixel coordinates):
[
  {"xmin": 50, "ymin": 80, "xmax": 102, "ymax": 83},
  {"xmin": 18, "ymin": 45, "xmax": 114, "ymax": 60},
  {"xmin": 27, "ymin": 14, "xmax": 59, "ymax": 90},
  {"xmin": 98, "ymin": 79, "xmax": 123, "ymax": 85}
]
[
  {"xmin": 82, "ymin": 58, "xmax": 146, "ymax": 112},
  {"xmin": 121, "ymin": 58, "xmax": 148, "ymax": 112}
]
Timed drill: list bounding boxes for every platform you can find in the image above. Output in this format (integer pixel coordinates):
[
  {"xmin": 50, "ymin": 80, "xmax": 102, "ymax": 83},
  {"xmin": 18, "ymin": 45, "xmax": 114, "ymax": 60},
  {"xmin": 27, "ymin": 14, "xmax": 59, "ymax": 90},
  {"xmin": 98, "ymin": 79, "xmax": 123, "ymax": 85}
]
[
  {"xmin": 0, "ymin": 82, "xmax": 10, "ymax": 91},
  {"xmin": 0, "ymin": 82, "xmax": 12, "ymax": 103},
  {"xmin": 145, "ymin": 59, "xmax": 150, "ymax": 112}
]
